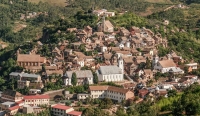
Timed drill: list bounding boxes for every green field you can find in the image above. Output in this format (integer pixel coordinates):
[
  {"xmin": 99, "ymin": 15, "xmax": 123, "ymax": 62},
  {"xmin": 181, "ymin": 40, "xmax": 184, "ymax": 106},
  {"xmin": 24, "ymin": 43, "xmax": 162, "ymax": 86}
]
[{"xmin": 29, "ymin": 0, "xmax": 66, "ymax": 6}]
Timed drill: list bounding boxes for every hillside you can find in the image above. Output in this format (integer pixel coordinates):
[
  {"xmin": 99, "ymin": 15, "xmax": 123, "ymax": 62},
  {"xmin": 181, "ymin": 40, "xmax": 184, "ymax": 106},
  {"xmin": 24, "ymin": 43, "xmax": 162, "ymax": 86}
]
[{"xmin": 29, "ymin": 0, "xmax": 67, "ymax": 6}]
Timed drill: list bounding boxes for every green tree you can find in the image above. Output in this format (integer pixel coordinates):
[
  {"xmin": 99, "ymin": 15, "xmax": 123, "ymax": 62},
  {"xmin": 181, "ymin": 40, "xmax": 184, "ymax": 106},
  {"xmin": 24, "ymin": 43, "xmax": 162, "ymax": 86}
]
[
  {"xmin": 167, "ymin": 90, "xmax": 177, "ymax": 97},
  {"xmin": 71, "ymin": 72, "xmax": 77, "ymax": 86},
  {"xmin": 93, "ymin": 73, "xmax": 98, "ymax": 84},
  {"xmin": 65, "ymin": 100, "xmax": 72, "ymax": 106},
  {"xmin": 99, "ymin": 98, "xmax": 113, "ymax": 109}
]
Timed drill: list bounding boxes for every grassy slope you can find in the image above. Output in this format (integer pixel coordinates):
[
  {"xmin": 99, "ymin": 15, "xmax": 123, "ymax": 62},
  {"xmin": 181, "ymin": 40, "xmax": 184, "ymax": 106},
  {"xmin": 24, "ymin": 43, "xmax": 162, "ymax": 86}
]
[
  {"xmin": 145, "ymin": 0, "xmax": 172, "ymax": 3},
  {"xmin": 29, "ymin": 0, "xmax": 66, "ymax": 6}
]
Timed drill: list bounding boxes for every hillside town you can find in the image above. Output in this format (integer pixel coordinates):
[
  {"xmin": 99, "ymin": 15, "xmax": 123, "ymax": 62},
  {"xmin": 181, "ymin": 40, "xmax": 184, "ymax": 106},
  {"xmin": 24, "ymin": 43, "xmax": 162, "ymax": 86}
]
[{"xmin": 0, "ymin": 9, "xmax": 199, "ymax": 116}]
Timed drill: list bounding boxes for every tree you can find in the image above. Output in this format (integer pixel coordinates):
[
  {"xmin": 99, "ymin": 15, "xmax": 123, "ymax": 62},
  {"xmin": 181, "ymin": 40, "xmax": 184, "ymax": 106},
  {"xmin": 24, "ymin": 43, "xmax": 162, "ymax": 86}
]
[
  {"xmin": 167, "ymin": 90, "xmax": 177, "ymax": 97},
  {"xmin": 71, "ymin": 72, "xmax": 77, "ymax": 86},
  {"xmin": 99, "ymin": 98, "xmax": 113, "ymax": 109},
  {"xmin": 65, "ymin": 100, "xmax": 72, "ymax": 106},
  {"xmin": 93, "ymin": 72, "xmax": 98, "ymax": 84},
  {"xmin": 116, "ymin": 107, "xmax": 128, "ymax": 116}
]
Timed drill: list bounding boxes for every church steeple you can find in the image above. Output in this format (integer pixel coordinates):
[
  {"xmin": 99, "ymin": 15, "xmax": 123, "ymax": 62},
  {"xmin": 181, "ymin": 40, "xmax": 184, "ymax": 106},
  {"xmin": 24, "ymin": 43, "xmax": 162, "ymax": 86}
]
[{"xmin": 118, "ymin": 56, "xmax": 124, "ymax": 74}]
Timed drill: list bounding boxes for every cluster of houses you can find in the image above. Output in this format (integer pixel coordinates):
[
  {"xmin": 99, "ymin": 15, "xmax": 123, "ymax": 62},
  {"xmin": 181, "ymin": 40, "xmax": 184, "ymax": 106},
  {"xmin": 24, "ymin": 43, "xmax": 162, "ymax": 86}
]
[
  {"xmin": 0, "ymin": 89, "xmax": 81, "ymax": 116},
  {"xmin": 1, "ymin": 16, "xmax": 199, "ymax": 115}
]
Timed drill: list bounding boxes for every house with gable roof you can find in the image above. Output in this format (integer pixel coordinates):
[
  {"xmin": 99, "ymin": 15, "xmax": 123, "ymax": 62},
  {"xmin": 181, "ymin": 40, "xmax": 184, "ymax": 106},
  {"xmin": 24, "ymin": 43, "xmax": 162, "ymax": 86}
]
[
  {"xmin": 63, "ymin": 70, "xmax": 93, "ymax": 86},
  {"xmin": 154, "ymin": 60, "xmax": 183, "ymax": 73}
]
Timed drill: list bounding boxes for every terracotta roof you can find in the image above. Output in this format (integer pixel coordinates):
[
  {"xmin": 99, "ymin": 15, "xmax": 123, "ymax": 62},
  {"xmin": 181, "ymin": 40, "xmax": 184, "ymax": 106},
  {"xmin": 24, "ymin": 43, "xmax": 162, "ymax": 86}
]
[
  {"xmin": 139, "ymin": 89, "xmax": 149, "ymax": 97},
  {"xmin": 24, "ymin": 66, "xmax": 42, "ymax": 70},
  {"xmin": 24, "ymin": 95, "xmax": 49, "ymax": 100},
  {"xmin": 124, "ymin": 57, "xmax": 133, "ymax": 63},
  {"xmin": 116, "ymin": 51, "xmax": 131, "ymax": 55},
  {"xmin": 46, "ymin": 70, "xmax": 63, "ymax": 76},
  {"xmin": 67, "ymin": 111, "xmax": 82, "ymax": 116},
  {"xmin": 17, "ymin": 54, "xmax": 43, "ymax": 62},
  {"xmin": 143, "ymin": 69, "xmax": 152, "ymax": 74},
  {"xmin": 89, "ymin": 86, "xmax": 131, "ymax": 94},
  {"xmin": 105, "ymin": 20, "xmax": 113, "ymax": 29},
  {"xmin": 104, "ymin": 53, "xmax": 112, "ymax": 60},
  {"xmin": 89, "ymin": 86, "xmax": 109, "ymax": 91},
  {"xmin": 123, "ymin": 83, "xmax": 136, "ymax": 89},
  {"xmin": 52, "ymin": 104, "xmax": 72, "ymax": 110},
  {"xmin": 108, "ymin": 86, "xmax": 130, "ymax": 94},
  {"xmin": 159, "ymin": 60, "xmax": 176, "ymax": 68},
  {"xmin": 8, "ymin": 105, "xmax": 20, "ymax": 111}
]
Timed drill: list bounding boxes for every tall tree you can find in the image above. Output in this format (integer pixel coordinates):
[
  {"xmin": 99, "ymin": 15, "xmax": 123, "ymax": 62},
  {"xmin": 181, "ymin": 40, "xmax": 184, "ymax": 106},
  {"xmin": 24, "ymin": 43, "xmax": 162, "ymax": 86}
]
[
  {"xmin": 71, "ymin": 72, "xmax": 77, "ymax": 86},
  {"xmin": 93, "ymin": 73, "xmax": 98, "ymax": 84}
]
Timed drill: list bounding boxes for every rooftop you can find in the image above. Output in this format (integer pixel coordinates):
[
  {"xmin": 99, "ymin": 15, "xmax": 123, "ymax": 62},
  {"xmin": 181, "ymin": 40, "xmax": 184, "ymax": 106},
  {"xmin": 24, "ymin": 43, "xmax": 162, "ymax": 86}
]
[
  {"xmin": 8, "ymin": 105, "xmax": 20, "ymax": 111},
  {"xmin": 64, "ymin": 70, "xmax": 93, "ymax": 78},
  {"xmin": 67, "ymin": 111, "xmax": 82, "ymax": 116},
  {"xmin": 52, "ymin": 104, "xmax": 72, "ymax": 110},
  {"xmin": 159, "ymin": 60, "xmax": 176, "ymax": 68},
  {"xmin": 17, "ymin": 54, "xmax": 44, "ymax": 62},
  {"xmin": 24, "ymin": 95, "xmax": 49, "ymax": 100},
  {"xmin": 98, "ymin": 65, "xmax": 122, "ymax": 75},
  {"xmin": 89, "ymin": 86, "xmax": 131, "ymax": 94}
]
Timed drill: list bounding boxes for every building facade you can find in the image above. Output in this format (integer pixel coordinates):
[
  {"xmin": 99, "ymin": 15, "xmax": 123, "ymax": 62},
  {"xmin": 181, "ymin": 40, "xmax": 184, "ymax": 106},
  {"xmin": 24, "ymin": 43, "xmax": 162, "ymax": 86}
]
[
  {"xmin": 89, "ymin": 86, "xmax": 134, "ymax": 102},
  {"xmin": 96, "ymin": 65, "xmax": 123, "ymax": 82},
  {"xmin": 51, "ymin": 104, "xmax": 82, "ymax": 116},
  {"xmin": 63, "ymin": 70, "xmax": 93, "ymax": 86},
  {"xmin": 0, "ymin": 90, "xmax": 23, "ymax": 102},
  {"xmin": 23, "ymin": 95, "xmax": 50, "ymax": 106}
]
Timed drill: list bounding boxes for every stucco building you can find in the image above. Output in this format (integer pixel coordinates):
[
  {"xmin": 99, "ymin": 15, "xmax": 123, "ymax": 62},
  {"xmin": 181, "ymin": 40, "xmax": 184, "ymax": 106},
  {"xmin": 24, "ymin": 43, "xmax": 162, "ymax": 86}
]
[
  {"xmin": 0, "ymin": 90, "xmax": 23, "ymax": 102},
  {"xmin": 23, "ymin": 95, "xmax": 50, "ymax": 106},
  {"xmin": 51, "ymin": 104, "xmax": 82, "ymax": 116},
  {"xmin": 17, "ymin": 53, "xmax": 46, "ymax": 72},
  {"xmin": 89, "ymin": 86, "xmax": 134, "ymax": 102},
  {"xmin": 63, "ymin": 70, "xmax": 93, "ymax": 86}
]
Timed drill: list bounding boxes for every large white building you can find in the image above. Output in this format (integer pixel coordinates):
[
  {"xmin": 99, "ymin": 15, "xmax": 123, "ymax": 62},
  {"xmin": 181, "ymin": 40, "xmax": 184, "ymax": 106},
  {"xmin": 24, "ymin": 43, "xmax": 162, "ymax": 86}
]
[
  {"xmin": 63, "ymin": 70, "xmax": 93, "ymax": 86},
  {"xmin": 96, "ymin": 66, "xmax": 123, "ymax": 82},
  {"xmin": 96, "ymin": 56, "xmax": 124, "ymax": 82},
  {"xmin": 23, "ymin": 95, "xmax": 50, "ymax": 106},
  {"xmin": 88, "ymin": 86, "xmax": 134, "ymax": 102}
]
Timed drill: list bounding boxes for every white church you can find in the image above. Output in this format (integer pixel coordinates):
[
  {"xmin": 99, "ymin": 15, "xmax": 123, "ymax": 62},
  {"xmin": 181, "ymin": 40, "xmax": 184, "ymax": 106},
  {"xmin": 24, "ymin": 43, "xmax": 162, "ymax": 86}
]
[{"xmin": 96, "ymin": 57, "xmax": 124, "ymax": 82}]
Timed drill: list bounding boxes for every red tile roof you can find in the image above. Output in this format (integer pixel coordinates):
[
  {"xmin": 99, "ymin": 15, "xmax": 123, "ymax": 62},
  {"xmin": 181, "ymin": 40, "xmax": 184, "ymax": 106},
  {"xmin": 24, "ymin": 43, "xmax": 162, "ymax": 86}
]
[
  {"xmin": 8, "ymin": 105, "xmax": 20, "ymax": 111},
  {"xmin": 24, "ymin": 95, "xmax": 49, "ymax": 100},
  {"xmin": 67, "ymin": 111, "xmax": 82, "ymax": 116},
  {"xmin": 52, "ymin": 104, "xmax": 72, "ymax": 110}
]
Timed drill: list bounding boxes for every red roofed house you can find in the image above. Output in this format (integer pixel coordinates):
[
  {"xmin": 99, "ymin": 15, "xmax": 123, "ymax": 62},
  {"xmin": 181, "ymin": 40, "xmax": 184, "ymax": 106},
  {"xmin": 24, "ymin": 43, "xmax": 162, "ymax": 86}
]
[
  {"xmin": 7, "ymin": 105, "xmax": 20, "ymax": 116},
  {"xmin": 51, "ymin": 104, "xmax": 82, "ymax": 116},
  {"xmin": 24, "ymin": 95, "xmax": 49, "ymax": 106},
  {"xmin": 138, "ymin": 89, "xmax": 149, "ymax": 98}
]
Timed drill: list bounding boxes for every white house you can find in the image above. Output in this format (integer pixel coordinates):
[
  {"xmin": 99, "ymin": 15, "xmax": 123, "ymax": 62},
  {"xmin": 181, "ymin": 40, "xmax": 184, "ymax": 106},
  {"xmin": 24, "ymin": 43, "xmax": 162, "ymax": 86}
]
[
  {"xmin": 76, "ymin": 59, "xmax": 84, "ymax": 67},
  {"xmin": 101, "ymin": 46, "xmax": 108, "ymax": 52},
  {"xmin": 96, "ymin": 66, "xmax": 123, "ymax": 82},
  {"xmin": 104, "ymin": 12, "xmax": 115, "ymax": 17},
  {"xmin": 185, "ymin": 63, "xmax": 198, "ymax": 70},
  {"xmin": 154, "ymin": 60, "xmax": 177, "ymax": 73},
  {"xmin": 63, "ymin": 70, "xmax": 93, "ymax": 86}
]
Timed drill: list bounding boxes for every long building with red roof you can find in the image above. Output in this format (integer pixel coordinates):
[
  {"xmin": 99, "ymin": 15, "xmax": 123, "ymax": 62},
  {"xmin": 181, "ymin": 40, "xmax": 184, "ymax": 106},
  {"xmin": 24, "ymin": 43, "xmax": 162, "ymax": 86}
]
[
  {"xmin": 24, "ymin": 95, "xmax": 50, "ymax": 106},
  {"xmin": 51, "ymin": 104, "xmax": 82, "ymax": 116}
]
